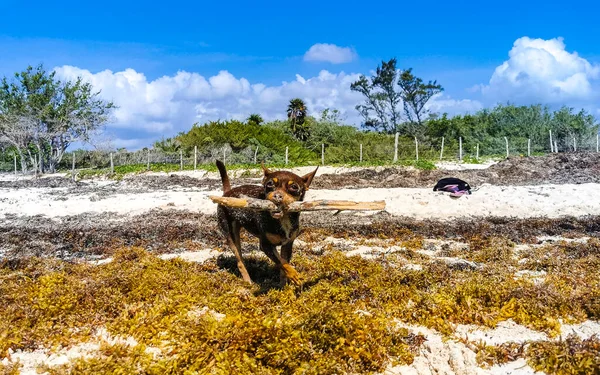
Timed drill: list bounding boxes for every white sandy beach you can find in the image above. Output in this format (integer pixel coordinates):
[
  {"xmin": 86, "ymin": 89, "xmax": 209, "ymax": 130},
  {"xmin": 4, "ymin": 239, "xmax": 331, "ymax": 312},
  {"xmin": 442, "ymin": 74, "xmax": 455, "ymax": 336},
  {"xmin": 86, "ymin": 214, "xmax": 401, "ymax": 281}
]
[{"xmin": 1, "ymin": 181, "xmax": 598, "ymax": 221}]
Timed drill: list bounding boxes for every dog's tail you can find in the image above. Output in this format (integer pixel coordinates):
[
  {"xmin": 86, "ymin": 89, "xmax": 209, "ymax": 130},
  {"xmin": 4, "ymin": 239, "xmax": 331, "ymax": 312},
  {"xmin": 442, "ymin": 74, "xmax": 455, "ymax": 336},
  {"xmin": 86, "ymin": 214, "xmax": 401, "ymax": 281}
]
[{"xmin": 215, "ymin": 160, "xmax": 231, "ymax": 193}]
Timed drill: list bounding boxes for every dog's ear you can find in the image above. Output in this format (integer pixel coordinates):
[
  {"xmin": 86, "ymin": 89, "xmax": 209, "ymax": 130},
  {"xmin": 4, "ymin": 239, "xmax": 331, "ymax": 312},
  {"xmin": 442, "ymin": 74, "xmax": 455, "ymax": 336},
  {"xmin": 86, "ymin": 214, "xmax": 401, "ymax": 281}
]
[
  {"xmin": 302, "ymin": 167, "xmax": 318, "ymax": 189},
  {"xmin": 261, "ymin": 161, "xmax": 271, "ymax": 177}
]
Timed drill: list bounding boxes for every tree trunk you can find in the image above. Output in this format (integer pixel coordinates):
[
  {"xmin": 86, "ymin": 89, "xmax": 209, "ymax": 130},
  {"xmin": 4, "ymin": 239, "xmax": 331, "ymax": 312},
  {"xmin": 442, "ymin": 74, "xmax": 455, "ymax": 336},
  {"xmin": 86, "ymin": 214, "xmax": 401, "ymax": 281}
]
[
  {"xmin": 26, "ymin": 149, "xmax": 36, "ymax": 174},
  {"xmin": 17, "ymin": 148, "xmax": 27, "ymax": 173},
  {"xmin": 35, "ymin": 142, "xmax": 45, "ymax": 174}
]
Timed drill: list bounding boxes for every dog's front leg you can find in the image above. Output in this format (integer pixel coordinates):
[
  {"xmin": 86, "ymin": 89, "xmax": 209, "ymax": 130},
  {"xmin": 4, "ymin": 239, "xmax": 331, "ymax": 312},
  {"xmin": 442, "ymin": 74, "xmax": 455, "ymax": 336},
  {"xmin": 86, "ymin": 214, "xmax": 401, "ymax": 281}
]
[
  {"xmin": 279, "ymin": 241, "xmax": 295, "ymax": 287},
  {"xmin": 260, "ymin": 238, "xmax": 302, "ymax": 286}
]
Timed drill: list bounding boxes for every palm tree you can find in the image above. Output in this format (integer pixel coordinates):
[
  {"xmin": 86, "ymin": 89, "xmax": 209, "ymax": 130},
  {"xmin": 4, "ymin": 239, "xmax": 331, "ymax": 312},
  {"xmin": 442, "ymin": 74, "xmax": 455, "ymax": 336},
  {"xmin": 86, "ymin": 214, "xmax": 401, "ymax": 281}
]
[
  {"xmin": 247, "ymin": 113, "xmax": 264, "ymax": 126},
  {"xmin": 287, "ymin": 98, "xmax": 308, "ymax": 140}
]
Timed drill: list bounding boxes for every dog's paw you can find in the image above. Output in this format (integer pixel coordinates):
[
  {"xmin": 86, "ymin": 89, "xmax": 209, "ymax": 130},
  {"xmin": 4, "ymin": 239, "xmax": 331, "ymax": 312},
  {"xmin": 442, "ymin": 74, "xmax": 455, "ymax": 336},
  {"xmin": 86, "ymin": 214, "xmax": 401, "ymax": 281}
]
[{"xmin": 282, "ymin": 264, "xmax": 302, "ymax": 286}]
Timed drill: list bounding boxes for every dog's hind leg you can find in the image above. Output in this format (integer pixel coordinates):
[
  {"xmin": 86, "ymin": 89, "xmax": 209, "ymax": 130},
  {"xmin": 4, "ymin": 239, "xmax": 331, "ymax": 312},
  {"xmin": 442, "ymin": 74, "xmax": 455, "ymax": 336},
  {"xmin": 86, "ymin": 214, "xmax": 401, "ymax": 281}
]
[
  {"xmin": 228, "ymin": 221, "xmax": 252, "ymax": 284},
  {"xmin": 260, "ymin": 238, "xmax": 301, "ymax": 286},
  {"xmin": 218, "ymin": 208, "xmax": 252, "ymax": 284}
]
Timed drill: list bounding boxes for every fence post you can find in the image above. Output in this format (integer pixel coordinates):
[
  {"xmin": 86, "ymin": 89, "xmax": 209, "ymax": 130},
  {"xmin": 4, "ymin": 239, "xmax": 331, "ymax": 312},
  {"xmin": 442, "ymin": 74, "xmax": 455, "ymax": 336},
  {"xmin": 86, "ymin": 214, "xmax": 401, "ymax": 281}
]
[
  {"xmin": 573, "ymin": 137, "xmax": 576, "ymax": 152},
  {"xmin": 476, "ymin": 144, "xmax": 479, "ymax": 160},
  {"xmin": 34, "ymin": 155, "xmax": 37, "ymax": 178},
  {"xmin": 549, "ymin": 130, "xmax": 553, "ymax": 153},
  {"xmin": 597, "ymin": 133, "xmax": 599, "ymax": 153},
  {"xmin": 223, "ymin": 147, "xmax": 226, "ymax": 163},
  {"xmin": 194, "ymin": 146, "xmax": 197, "ymax": 170},
  {"xmin": 254, "ymin": 146, "xmax": 259, "ymax": 164},
  {"xmin": 72, "ymin": 152, "xmax": 76, "ymax": 182},
  {"xmin": 528, "ymin": 139, "xmax": 531, "ymax": 157},
  {"xmin": 459, "ymin": 137, "xmax": 463, "ymax": 161},
  {"xmin": 147, "ymin": 149, "xmax": 150, "ymax": 171},
  {"xmin": 321, "ymin": 144, "xmax": 325, "ymax": 166},
  {"xmin": 285, "ymin": 147, "xmax": 288, "ymax": 165},
  {"xmin": 440, "ymin": 137, "xmax": 444, "ymax": 161},
  {"xmin": 415, "ymin": 137, "xmax": 419, "ymax": 161},
  {"xmin": 180, "ymin": 150, "xmax": 183, "ymax": 171},
  {"xmin": 393, "ymin": 132, "xmax": 399, "ymax": 163},
  {"xmin": 14, "ymin": 154, "xmax": 17, "ymax": 176},
  {"xmin": 110, "ymin": 153, "xmax": 114, "ymax": 174},
  {"xmin": 554, "ymin": 140, "xmax": 558, "ymax": 153},
  {"xmin": 504, "ymin": 137, "xmax": 509, "ymax": 158},
  {"xmin": 360, "ymin": 143, "xmax": 364, "ymax": 163}
]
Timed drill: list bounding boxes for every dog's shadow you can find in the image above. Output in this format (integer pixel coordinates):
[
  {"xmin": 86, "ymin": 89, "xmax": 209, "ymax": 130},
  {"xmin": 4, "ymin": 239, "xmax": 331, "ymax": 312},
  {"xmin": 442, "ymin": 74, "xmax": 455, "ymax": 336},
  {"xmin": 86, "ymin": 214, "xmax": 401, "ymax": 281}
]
[
  {"xmin": 215, "ymin": 254, "xmax": 323, "ymax": 296},
  {"xmin": 216, "ymin": 254, "xmax": 282, "ymax": 295}
]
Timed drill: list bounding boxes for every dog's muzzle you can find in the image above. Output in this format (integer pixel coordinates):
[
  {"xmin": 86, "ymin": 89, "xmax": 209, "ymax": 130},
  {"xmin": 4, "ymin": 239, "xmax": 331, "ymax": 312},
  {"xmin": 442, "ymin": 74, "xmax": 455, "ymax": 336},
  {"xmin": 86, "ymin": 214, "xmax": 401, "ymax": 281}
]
[{"xmin": 268, "ymin": 192, "xmax": 287, "ymax": 219}]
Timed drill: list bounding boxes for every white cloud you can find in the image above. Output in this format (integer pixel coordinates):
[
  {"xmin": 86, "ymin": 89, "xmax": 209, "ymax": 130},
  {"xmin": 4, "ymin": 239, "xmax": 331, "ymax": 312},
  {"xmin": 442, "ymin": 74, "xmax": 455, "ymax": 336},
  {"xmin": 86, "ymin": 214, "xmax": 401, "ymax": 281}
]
[
  {"xmin": 54, "ymin": 66, "xmax": 367, "ymax": 134},
  {"xmin": 426, "ymin": 94, "xmax": 484, "ymax": 115},
  {"xmin": 479, "ymin": 37, "xmax": 600, "ymax": 104},
  {"xmin": 303, "ymin": 43, "xmax": 357, "ymax": 64},
  {"xmin": 53, "ymin": 65, "xmax": 482, "ymax": 149}
]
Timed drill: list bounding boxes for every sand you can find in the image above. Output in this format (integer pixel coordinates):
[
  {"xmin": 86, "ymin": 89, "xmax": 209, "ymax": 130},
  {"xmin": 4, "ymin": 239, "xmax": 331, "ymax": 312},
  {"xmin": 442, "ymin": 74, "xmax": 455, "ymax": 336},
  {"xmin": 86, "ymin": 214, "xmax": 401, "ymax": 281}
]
[{"xmin": 1, "ymin": 182, "xmax": 599, "ymax": 221}]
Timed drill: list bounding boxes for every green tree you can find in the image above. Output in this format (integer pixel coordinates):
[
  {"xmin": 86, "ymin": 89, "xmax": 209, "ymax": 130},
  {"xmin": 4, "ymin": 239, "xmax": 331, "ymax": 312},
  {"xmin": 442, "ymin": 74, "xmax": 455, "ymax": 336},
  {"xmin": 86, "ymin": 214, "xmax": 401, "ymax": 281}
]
[
  {"xmin": 287, "ymin": 98, "xmax": 310, "ymax": 141},
  {"xmin": 0, "ymin": 64, "xmax": 115, "ymax": 173},
  {"xmin": 319, "ymin": 108, "xmax": 345, "ymax": 124},
  {"xmin": 247, "ymin": 113, "xmax": 264, "ymax": 126},
  {"xmin": 154, "ymin": 136, "xmax": 181, "ymax": 152},
  {"xmin": 351, "ymin": 59, "xmax": 443, "ymax": 137},
  {"xmin": 175, "ymin": 119, "xmax": 316, "ymax": 164},
  {"xmin": 397, "ymin": 68, "xmax": 443, "ymax": 137},
  {"xmin": 351, "ymin": 58, "xmax": 402, "ymax": 134}
]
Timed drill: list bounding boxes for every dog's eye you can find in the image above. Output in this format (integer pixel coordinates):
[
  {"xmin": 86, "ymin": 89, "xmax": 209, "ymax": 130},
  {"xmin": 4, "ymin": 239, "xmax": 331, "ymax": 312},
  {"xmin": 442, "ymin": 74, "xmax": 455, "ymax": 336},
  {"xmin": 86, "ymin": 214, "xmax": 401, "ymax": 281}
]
[
  {"xmin": 288, "ymin": 183, "xmax": 300, "ymax": 192},
  {"xmin": 265, "ymin": 180, "xmax": 275, "ymax": 189}
]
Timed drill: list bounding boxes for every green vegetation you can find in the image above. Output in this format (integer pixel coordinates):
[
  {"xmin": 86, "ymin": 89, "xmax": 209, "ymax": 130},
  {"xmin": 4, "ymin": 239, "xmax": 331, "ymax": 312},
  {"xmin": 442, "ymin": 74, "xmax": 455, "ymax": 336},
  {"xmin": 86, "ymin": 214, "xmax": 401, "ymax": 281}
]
[
  {"xmin": 1, "ymin": 233, "xmax": 599, "ymax": 373},
  {"xmin": 287, "ymin": 98, "xmax": 310, "ymax": 141},
  {"xmin": 426, "ymin": 104, "xmax": 598, "ymax": 157},
  {"xmin": 151, "ymin": 102, "xmax": 597, "ymax": 171},
  {"xmin": 175, "ymin": 119, "xmax": 314, "ymax": 165},
  {"xmin": 0, "ymin": 248, "xmax": 423, "ymax": 374},
  {"xmin": 0, "ymin": 64, "xmax": 114, "ymax": 173},
  {"xmin": 246, "ymin": 113, "xmax": 264, "ymax": 126},
  {"xmin": 475, "ymin": 336, "xmax": 600, "ymax": 375}
]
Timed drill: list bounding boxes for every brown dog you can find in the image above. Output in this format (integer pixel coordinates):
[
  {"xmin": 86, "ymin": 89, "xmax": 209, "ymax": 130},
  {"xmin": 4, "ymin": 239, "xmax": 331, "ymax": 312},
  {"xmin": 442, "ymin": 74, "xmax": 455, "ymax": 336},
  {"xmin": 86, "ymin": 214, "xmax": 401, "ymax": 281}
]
[{"xmin": 216, "ymin": 160, "xmax": 318, "ymax": 286}]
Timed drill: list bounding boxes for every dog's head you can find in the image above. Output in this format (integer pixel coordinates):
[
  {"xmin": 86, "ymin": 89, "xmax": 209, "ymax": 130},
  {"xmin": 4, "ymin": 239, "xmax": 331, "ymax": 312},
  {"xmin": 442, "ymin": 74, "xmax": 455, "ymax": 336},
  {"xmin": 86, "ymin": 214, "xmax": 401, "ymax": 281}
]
[{"xmin": 261, "ymin": 163, "xmax": 318, "ymax": 219}]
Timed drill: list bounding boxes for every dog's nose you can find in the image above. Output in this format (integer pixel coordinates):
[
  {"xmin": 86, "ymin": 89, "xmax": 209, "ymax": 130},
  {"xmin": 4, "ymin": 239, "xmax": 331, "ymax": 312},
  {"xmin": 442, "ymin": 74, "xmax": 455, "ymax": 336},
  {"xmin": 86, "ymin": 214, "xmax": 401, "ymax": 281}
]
[{"xmin": 272, "ymin": 192, "xmax": 283, "ymax": 204}]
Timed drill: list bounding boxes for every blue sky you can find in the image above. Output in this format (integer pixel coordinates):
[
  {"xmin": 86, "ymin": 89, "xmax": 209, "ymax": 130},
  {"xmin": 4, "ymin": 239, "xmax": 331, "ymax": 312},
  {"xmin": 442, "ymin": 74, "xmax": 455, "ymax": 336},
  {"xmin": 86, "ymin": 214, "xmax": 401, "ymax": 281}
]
[{"xmin": 2, "ymin": 0, "xmax": 600, "ymax": 149}]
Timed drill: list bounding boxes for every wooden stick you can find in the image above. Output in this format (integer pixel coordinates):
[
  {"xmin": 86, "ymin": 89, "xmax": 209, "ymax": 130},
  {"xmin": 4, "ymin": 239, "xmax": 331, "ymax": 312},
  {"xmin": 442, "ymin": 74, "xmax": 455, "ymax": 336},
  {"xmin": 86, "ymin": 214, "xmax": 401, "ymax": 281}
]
[{"xmin": 209, "ymin": 196, "xmax": 386, "ymax": 212}]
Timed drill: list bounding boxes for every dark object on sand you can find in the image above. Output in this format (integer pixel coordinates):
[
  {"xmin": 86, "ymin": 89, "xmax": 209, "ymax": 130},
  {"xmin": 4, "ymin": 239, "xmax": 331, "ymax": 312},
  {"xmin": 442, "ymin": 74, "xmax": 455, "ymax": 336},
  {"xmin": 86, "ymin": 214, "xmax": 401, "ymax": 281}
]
[{"xmin": 433, "ymin": 177, "xmax": 472, "ymax": 198}]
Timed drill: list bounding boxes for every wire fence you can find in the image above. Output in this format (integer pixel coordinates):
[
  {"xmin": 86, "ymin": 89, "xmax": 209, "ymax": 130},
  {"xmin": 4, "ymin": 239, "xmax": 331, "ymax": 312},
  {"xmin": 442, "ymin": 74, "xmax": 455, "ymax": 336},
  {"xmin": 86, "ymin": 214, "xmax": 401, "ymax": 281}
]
[{"xmin": 1, "ymin": 133, "xmax": 599, "ymax": 175}]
